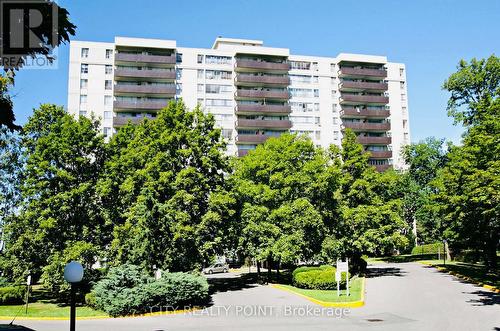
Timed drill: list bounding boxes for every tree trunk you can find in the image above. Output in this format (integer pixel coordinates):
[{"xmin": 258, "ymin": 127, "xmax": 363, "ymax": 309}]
[
  {"xmin": 267, "ymin": 256, "xmax": 272, "ymax": 284},
  {"xmin": 276, "ymin": 259, "xmax": 280, "ymax": 283},
  {"xmin": 485, "ymin": 231, "xmax": 498, "ymax": 271},
  {"xmin": 257, "ymin": 261, "xmax": 261, "ymax": 276}
]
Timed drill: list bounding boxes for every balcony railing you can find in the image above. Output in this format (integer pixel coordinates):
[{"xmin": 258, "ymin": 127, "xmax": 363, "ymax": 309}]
[
  {"xmin": 235, "ymin": 59, "xmax": 290, "ymax": 72},
  {"xmin": 238, "ymin": 149, "xmax": 250, "ymax": 157},
  {"xmin": 113, "ymin": 100, "xmax": 168, "ymax": 110},
  {"xmin": 235, "ymin": 74, "xmax": 290, "ymax": 86},
  {"xmin": 114, "ymin": 68, "xmax": 176, "ymax": 80},
  {"xmin": 339, "ymin": 81, "xmax": 388, "ymax": 91},
  {"xmin": 113, "ymin": 116, "xmax": 154, "ymax": 127},
  {"xmin": 340, "ymin": 108, "xmax": 390, "ymax": 118},
  {"xmin": 357, "ymin": 136, "xmax": 392, "ymax": 145},
  {"xmin": 236, "ymin": 119, "xmax": 292, "ymax": 129},
  {"xmin": 235, "ymin": 89, "xmax": 290, "ymax": 100},
  {"xmin": 115, "ymin": 53, "xmax": 176, "ymax": 64},
  {"xmin": 339, "ymin": 67, "xmax": 387, "ymax": 78},
  {"xmin": 114, "ymin": 85, "xmax": 176, "ymax": 95},
  {"xmin": 342, "ymin": 122, "xmax": 391, "ymax": 131},
  {"xmin": 367, "ymin": 150, "xmax": 393, "ymax": 159},
  {"xmin": 236, "ymin": 134, "xmax": 273, "ymax": 144},
  {"xmin": 340, "ymin": 95, "xmax": 389, "ymax": 104},
  {"xmin": 235, "ymin": 104, "xmax": 291, "ymax": 114}
]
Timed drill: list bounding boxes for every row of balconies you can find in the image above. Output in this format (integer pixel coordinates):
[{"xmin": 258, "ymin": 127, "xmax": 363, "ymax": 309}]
[
  {"xmin": 374, "ymin": 164, "xmax": 391, "ymax": 172},
  {"xmin": 235, "ymin": 59, "xmax": 290, "ymax": 72},
  {"xmin": 235, "ymin": 73, "xmax": 290, "ymax": 86},
  {"xmin": 235, "ymin": 103, "xmax": 292, "ymax": 114},
  {"xmin": 340, "ymin": 107, "xmax": 390, "ymax": 118},
  {"xmin": 114, "ymin": 84, "xmax": 176, "ymax": 96},
  {"xmin": 367, "ymin": 150, "xmax": 393, "ymax": 159},
  {"xmin": 340, "ymin": 94, "xmax": 389, "ymax": 105},
  {"xmin": 113, "ymin": 116, "xmax": 153, "ymax": 127},
  {"xmin": 235, "ymin": 89, "xmax": 289, "ymax": 100},
  {"xmin": 115, "ymin": 53, "xmax": 176, "ymax": 65},
  {"xmin": 339, "ymin": 80, "xmax": 388, "ymax": 92},
  {"xmin": 236, "ymin": 134, "xmax": 273, "ymax": 144},
  {"xmin": 113, "ymin": 100, "xmax": 168, "ymax": 111},
  {"xmin": 357, "ymin": 136, "xmax": 392, "ymax": 145},
  {"xmin": 236, "ymin": 119, "xmax": 292, "ymax": 129},
  {"xmin": 339, "ymin": 67, "xmax": 388, "ymax": 78},
  {"xmin": 342, "ymin": 121, "xmax": 391, "ymax": 131},
  {"xmin": 114, "ymin": 68, "xmax": 176, "ymax": 80}
]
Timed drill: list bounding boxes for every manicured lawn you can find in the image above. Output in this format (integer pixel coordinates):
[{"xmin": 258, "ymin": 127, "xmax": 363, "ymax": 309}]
[
  {"xmin": 421, "ymin": 260, "xmax": 499, "ymax": 289},
  {"xmin": 277, "ymin": 277, "xmax": 364, "ymax": 303},
  {"xmin": 0, "ymin": 302, "xmax": 107, "ymax": 318}
]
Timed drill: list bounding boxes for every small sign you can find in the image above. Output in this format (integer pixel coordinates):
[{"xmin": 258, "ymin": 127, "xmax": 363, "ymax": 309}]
[
  {"xmin": 154, "ymin": 269, "xmax": 162, "ymax": 280},
  {"xmin": 335, "ymin": 259, "xmax": 350, "ymax": 297},
  {"xmin": 26, "ymin": 275, "xmax": 31, "ymax": 286},
  {"xmin": 337, "ymin": 261, "xmax": 348, "ymax": 272}
]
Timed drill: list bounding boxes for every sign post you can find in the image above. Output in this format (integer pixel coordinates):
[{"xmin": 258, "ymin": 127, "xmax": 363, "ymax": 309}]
[
  {"xmin": 25, "ymin": 275, "xmax": 31, "ymax": 314},
  {"xmin": 335, "ymin": 259, "xmax": 349, "ymax": 296}
]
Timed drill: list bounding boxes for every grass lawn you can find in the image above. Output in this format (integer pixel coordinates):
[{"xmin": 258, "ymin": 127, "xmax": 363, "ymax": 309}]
[
  {"xmin": 420, "ymin": 260, "xmax": 499, "ymax": 289},
  {"xmin": 0, "ymin": 302, "xmax": 107, "ymax": 319},
  {"xmin": 277, "ymin": 277, "xmax": 364, "ymax": 303}
]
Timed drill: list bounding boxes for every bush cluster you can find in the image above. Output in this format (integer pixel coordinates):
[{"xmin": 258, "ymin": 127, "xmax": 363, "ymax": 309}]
[
  {"xmin": 0, "ymin": 286, "xmax": 25, "ymax": 305},
  {"xmin": 89, "ymin": 264, "xmax": 209, "ymax": 317},
  {"xmin": 411, "ymin": 242, "xmax": 442, "ymax": 255},
  {"xmin": 292, "ymin": 265, "xmax": 347, "ymax": 290}
]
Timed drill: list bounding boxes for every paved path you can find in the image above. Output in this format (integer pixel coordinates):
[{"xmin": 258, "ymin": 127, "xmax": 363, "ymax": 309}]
[{"xmin": 3, "ymin": 263, "xmax": 499, "ymax": 331}]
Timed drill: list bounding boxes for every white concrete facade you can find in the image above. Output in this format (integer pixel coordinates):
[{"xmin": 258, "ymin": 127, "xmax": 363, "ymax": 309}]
[{"xmin": 67, "ymin": 37, "xmax": 410, "ymax": 170}]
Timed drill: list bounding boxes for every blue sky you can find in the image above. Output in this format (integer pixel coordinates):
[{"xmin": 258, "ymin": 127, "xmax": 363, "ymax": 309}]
[{"xmin": 10, "ymin": 0, "xmax": 500, "ymax": 143}]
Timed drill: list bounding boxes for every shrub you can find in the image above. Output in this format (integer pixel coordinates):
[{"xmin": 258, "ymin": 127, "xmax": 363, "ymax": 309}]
[
  {"xmin": 91, "ymin": 265, "xmax": 210, "ymax": 317},
  {"xmin": 411, "ymin": 242, "xmax": 442, "ymax": 255},
  {"xmin": 292, "ymin": 265, "xmax": 348, "ymax": 290},
  {"xmin": 84, "ymin": 292, "xmax": 97, "ymax": 309},
  {"xmin": 0, "ymin": 286, "xmax": 25, "ymax": 305}
]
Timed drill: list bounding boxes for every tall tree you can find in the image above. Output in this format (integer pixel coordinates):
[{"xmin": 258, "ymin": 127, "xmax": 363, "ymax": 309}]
[{"xmin": 2, "ymin": 104, "xmax": 106, "ymax": 280}]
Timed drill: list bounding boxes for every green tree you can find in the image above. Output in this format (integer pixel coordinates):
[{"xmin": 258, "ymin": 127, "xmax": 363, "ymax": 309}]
[
  {"xmin": 435, "ymin": 55, "xmax": 499, "ymax": 269},
  {"xmin": 99, "ymin": 101, "xmax": 229, "ymax": 272},
  {"xmin": 2, "ymin": 104, "xmax": 106, "ymax": 281}
]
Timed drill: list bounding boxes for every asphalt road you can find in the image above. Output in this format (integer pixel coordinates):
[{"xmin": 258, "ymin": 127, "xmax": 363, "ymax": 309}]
[{"xmin": 3, "ymin": 263, "xmax": 499, "ymax": 331}]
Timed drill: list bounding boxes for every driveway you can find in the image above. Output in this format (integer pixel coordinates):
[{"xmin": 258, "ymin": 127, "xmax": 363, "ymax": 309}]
[{"xmin": 3, "ymin": 263, "xmax": 499, "ymax": 331}]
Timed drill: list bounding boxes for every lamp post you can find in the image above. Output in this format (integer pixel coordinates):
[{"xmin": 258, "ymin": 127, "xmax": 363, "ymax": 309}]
[{"xmin": 64, "ymin": 261, "xmax": 84, "ymax": 331}]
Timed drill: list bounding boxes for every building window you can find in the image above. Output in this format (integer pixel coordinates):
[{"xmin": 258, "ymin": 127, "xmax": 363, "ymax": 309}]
[
  {"xmin": 312, "ymin": 76, "xmax": 319, "ymax": 83},
  {"xmin": 205, "ymin": 70, "xmax": 232, "ymax": 80},
  {"xmin": 80, "ymin": 94, "xmax": 87, "ymax": 104},
  {"xmin": 81, "ymin": 48, "xmax": 89, "ymax": 58},
  {"xmin": 402, "ymin": 106, "xmax": 407, "ymax": 114},
  {"xmin": 176, "ymin": 68, "xmax": 182, "ymax": 79},
  {"xmin": 314, "ymin": 89, "xmax": 319, "ymax": 97},
  {"xmin": 104, "ymin": 111, "xmax": 112, "ymax": 119},
  {"xmin": 332, "ymin": 117, "xmax": 338, "ymax": 125},
  {"xmin": 197, "ymin": 54, "xmax": 204, "ymax": 63},
  {"xmin": 197, "ymin": 69, "xmax": 204, "ymax": 79},
  {"xmin": 105, "ymin": 80, "xmax": 112, "ymax": 90},
  {"xmin": 197, "ymin": 84, "xmax": 204, "ymax": 92},
  {"xmin": 403, "ymin": 119, "xmax": 408, "ymax": 129},
  {"xmin": 105, "ymin": 65, "xmax": 113, "ymax": 75},
  {"xmin": 81, "ymin": 64, "xmax": 88, "ymax": 74},
  {"xmin": 400, "ymin": 81, "xmax": 405, "ymax": 89},
  {"xmin": 205, "ymin": 84, "xmax": 232, "ymax": 94},
  {"xmin": 312, "ymin": 62, "xmax": 318, "ymax": 71},
  {"xmin": 105, "ymin": 49, "xmax": 113, "ymax": 59},
  {"xmin": 401, "ymin": 93, "xmax": 406, "ymax": 101},
  {"xmin": 80, "ymin": 79, "xmax": 88, "ymax": 89},
  {"xmin": 290, "ymin": 61, "xmax": 311, "ymax": 70},
  {"xmin": 176, "ymin": 53, "xmax": 183, "ymax": 63},
  {"xmin": 315, "ymin": 117, "xmax": 321, "ymax": 125},
  {"xmin": 221, "ymin": 129, "xmax": 232, "ymax": 141},
  {"xmin": 332, "ymin": 104, "xmax": 337, "ymax": 112},
  {"xmin": 330, "ymin": 63, "xmax": 336, "ymax": 72},
  {"xmin": 205, "ymin": 55, "xmax": 232, "ymax": 65},
  {"xmin": 104, "ymin": 95, "xmax": 112, "ymax": 105},
  {"xmin": 79, "ymin": 110, "xmax": 87, "ymax": 116},
  {"xmin": 103, "ymin": 127, "xmax": 112, "ymax": 137},
  {"xmin": 400, "ymin": 68, "xmax": 404, "ymax": 77},
  {"xmin": 333, "ymin": 131, "xmax": 339, "ymax": 140},
  {"xmin": 176, "ymin": 83, "xmax": 182, "ymax": 93},
  {"xmin": 315, "ymin": 131, "xmax": 321, "ymax": 140}
]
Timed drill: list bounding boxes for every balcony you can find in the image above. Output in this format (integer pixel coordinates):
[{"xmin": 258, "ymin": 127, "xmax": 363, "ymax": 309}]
[
  {"xmin": 339, "ymin": 67, "xmax": 387, "ymax": 78},
  {"xmin": 114, "ymin": 68, "xmax": 176, "ymax": 80},
  {"xmin": 115, "ymin": 53, "xmax": 176, "ymax": 65},
  {"xmin": 114, "ymin": 84, "xmax": 176, "ymax": 96},
  {"xmin": 113, "ymin": 100, "xmax": 168, "ymax": 111},
  {"xmin": 236, "ymin": 134, "xmax": 273, "ymax": 144},
  {"xmin": 340, "ymin": 108, "xmax": 390, "ymax": 118},
  {"xmin": 342, "ymin": 121, "xmax": 391, "ymax": 131},
  {"xmin": 236, "ymin": 119, "xmax": 292, "ymax": 129},
  {"xmin": 235, "ymin": 74, "xmax": 290, "ymax": 86},
  {"xmin": 374, "ymin": 164, "xmax": 392, "ymax": 172},
  {"xmin": 235, "ymin": 89, "xmax": 289, "ymax": 100},
  {"xmin": 357, "ymin": 136, "xmax": 392, "ymax": 145},
  {"xmin": 113, "ymin": 116, "xmax": 154, "ymax": 127},
  {"xmin": 340, "ymin": 94, "xmax": 389, "ymax": 104},
  {"xmin": 235, "ymin": 103, "xmax": 291, "ymax": 114},
  {"xmin": 235, "ymin": 59, "xmax": 290, "ymax": 72},
  {"xmin": 339, "ymin": 81, "xmax": 388, "ymax": 91},
  {"xmin": 238, "ymin": 149, "xmax": 250, "ymax": 157},
  {"xmin": 367, "ymin": 150, "xmax": 393, "ymax": 159}
]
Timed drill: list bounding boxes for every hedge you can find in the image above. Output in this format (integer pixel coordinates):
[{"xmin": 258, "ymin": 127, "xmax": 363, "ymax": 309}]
[
  {"xmin": 411, "ymin": 242, "xmax": 442, "ymax": 255},
  {"xmin": 90, "ymin": 264, "xmax": 209, "ymax": 317},
  {"xmin": 0, "ymin": 286, "xmax": 25, "ymax": 305},
  {"xmin": 292, "ymin": 265, "xmax": 347, "ymax": 290}
]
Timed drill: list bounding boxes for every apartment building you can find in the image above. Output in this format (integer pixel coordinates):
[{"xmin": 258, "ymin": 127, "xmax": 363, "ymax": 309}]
[{"xmin": 68, "ymin": 37, "xmax": 410, "ymax": 170}]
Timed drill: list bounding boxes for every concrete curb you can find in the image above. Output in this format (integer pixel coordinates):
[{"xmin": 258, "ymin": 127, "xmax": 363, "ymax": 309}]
[
  {"xmin": 0, "ymin": 307, "xmax": 199, "ymax": 321},
  {"xmin": 419, "ymin": 261, "xmax": 500, "ymax": 293},
  {"xmin": 269, "ymin": 277, "xmax": 365, "ymax": 308}
]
